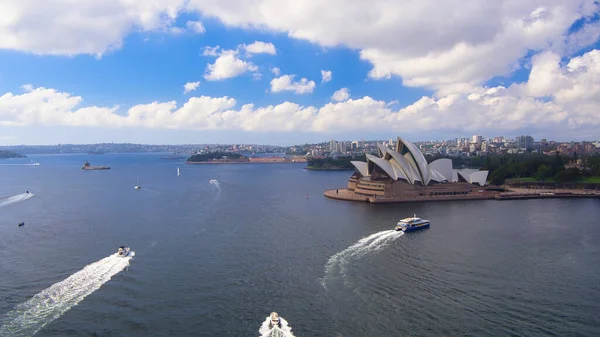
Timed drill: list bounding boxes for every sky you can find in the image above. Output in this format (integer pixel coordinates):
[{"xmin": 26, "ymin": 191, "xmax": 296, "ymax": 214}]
[{"xmin": 0, "ymin": 0, "xmax": 600, "ymax": 145}]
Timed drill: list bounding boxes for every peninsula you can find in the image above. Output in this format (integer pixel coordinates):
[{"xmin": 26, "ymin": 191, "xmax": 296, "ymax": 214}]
[
  {"xmin": 325, "ymin": 136, "xmax": 600, "ymax": 204},
  {"xmin": 186, "ymin": 152, "xmax": 307, "ymax": 164}
]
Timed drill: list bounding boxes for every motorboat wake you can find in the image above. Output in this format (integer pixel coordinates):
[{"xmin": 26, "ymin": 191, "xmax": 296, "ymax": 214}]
[
  {"xmin": 0, "ymin": 249, "xmax": 134, "ymax": 336},
  {"xmin": 259, "ymin": 312, "xmax": 295, "ymax": 337},
  {"xmin": 0, "ymin": 192, "xmax": 35, "ymax": 208}
]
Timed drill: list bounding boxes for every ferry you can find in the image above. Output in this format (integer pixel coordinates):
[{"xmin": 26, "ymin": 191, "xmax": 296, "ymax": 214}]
[{"xmin": 395, "ymin": 215, "xmax": 430, "ymax": 232}]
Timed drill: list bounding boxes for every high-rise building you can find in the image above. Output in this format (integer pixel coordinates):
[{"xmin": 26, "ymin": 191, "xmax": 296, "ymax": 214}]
[
  {"xmin": 329, "ymin": 139, "xmax": 336, "ymax": 152},
  {"xmin": 472, "ymin": 134, "xmax": 483, "ymax": 144},
  {"xmin": 515, "ymin": 135, "xmax": 534, "ymax": 149}
]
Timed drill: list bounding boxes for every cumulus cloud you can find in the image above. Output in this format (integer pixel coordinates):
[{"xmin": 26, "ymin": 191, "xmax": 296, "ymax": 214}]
[
  {"xmin": 204, "ymin": 50, "xmax": 259, "ymax": 81},
  {"xmin": 269, "ymin": 75, "xmax": 316, "ymax": 94},
  {"xmin": 321, "ymin": 70, "xmax": 332, "ymax": 83},
  {"xmin": 183, "ymin": 81, "xmax": 200, "ymax": 94},
  {"xmin": 331, "ymin": 88, "xmax": 350, "ymax": 102},
  {"xmin": 2, "ymin": 49, "xmax": 600, "ymax": 138},
  {"xmin": 0, "ymin": 0, "xmax": 186, "ymax": 56},
  {"xmin": 270, "ymin": 67, "xmax": 281, "ymax": 76},
  {"xmin": 202, "ymin": 45, "xmax": 220, "ymax": 56},
  {"xmin": 186, "ymin": 21, "xmax": 206, "ymax": 34},
  {"xmin": 241, "ymin": 41, "xmax": 276, "ymax": 55},
  {"xmin": 186, "ymin": 0, "xmax": 600, "ymax": 92}
]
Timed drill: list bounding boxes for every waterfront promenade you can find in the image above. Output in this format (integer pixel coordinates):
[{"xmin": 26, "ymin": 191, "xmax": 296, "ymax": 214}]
[{"xmin": 324, "ymin": 187, "xmax": 600, "ymax": 204}]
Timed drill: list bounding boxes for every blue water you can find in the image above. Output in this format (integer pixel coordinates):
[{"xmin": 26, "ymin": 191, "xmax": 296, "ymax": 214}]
[{"xmin": 1, "ymin": 153, "xmax": 599, "ymax": 336}]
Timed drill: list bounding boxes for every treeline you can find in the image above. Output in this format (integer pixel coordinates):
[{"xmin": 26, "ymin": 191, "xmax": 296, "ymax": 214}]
[
  {"xmin": 427, "ymin": 153, "xmax": 600, "ymax": 185},
  {"xmin": 187, "ymin": 152, "xmax": 244, "ymax": 162},
  {"xmin": 0, "ymin": 150, "xmax": 26, "ymax": 159},
  {"xmin": 307, "ymin": 155, "xmax": 365, "ymax": 169}
]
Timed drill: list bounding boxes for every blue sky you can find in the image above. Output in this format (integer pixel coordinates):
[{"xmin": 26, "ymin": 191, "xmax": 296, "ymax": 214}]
[{"xmin": 0, "ymin": 0, "xmax": 599, "ymax": 145}]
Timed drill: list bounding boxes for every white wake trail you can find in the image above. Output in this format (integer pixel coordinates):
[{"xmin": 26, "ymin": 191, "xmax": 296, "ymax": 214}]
[
  {"xmin": 0, "ymin": 193, "xmax": 35, "ymax": 208},
  {"xmin": 209, "ymin": 179, "xmax": 220, "ymax": 188},
  {"xmin": 0, "ymin": 253, "xmax": 134, "ymax": 337},
  {"xmin": 322, "ymin": 230, "xmax": 403, "ymax": 289},
  {"xmin": 259, "ymin": 317, "xmax": 295, "ymax": 337}
]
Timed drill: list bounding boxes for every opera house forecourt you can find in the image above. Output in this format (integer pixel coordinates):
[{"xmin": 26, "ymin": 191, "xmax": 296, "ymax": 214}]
[{"xmin": 324, "ymin": 137, "xmax": 495, "ymax": 204}]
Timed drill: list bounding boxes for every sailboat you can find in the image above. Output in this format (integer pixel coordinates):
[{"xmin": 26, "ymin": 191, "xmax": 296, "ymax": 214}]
[
  {"xmin": 177, "ymin": 167, "xmax": 180, "ymax": 176},
  {"xmin": 134, "ymin": 176, "xmax": 141, "ymax": 189}
]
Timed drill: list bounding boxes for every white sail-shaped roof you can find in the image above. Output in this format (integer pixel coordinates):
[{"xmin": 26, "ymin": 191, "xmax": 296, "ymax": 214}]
[
  {"xmin": 366, "ymin": 154, "xmax": 397, "ymax": 179},
  {"xmin": 397, "ymin": 137, "xmax": 430, "ymax": 185},
  {"xmin": 351, "ymin": 161, "xmax": 369, "ymax": 177},
  {"xmin": 386, "ymin": 149, "xmax": 418, "ymax": 184},
  {"xmin": 349, "ymin": 136, "xmax": 488, "ymax": 187},
  {"xmin": 468, "ymin": 171, "xmax": 489, "ymax": 186},
  {"xmin": 429, "ymin": 158, "xmax": 453, "ymax": 182}
]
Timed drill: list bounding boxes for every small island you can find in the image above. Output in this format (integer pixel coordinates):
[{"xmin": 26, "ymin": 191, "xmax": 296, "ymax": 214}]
[
  {"xmin": 305, "ymin": 155, "xmax": 363, "ymax": 170},
  {"xmin": 0, "ymin": 150, "xmax": 27, "ymax": 159},
  {"xmin": 186, "ymin": 152, "xmax": 250, "ymax": 164}
]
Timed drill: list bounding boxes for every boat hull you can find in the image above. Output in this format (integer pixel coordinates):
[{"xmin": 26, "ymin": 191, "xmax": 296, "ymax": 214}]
[{"xmin": 401, "ymin": 223, "xmax": 430, "ymax": 232}]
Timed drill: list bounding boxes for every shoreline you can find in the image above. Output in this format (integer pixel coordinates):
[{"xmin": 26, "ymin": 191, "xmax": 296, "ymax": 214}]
[
  {"xmin": 324, "ymin": 188, "xmax": 600, "ymax": 204},
  {"xmin": 304, "ymin": 167, "xmax": 353, "ymax": 171},
  {"xmin": 185, "ymin": 161, "xmax": 306, "ymax": 165}
]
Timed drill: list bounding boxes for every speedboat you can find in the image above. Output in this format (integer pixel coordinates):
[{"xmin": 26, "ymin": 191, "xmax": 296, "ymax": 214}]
[
  {"xmin": 269, "ymin": 312, "xmax": 281, "ymax": 329},
  {"xmin": 395, "ymin": 214, "xmax": 430, "ymax": 232},
  {"xmin": 117, "ymin": 246, "xmax": 131, "ymax": 257}
]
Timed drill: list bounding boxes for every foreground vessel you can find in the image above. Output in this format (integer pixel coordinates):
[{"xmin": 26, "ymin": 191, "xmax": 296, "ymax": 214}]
[
  {"xmin": 259, "ymin": 312, "xmax": 294, "ymax": 337},
  {"xmin": 117, "ymin": 246, "xmax": 131, "ymax": 257},
  {"xmin": 396, "ymin": 215, "xmax": 430, "ymax": 232}
]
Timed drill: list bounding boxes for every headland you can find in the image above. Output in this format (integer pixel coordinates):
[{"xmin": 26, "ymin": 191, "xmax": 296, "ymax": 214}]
[
  {"xmin": 325, "ymin": 136, "xmax": 600, "ymax": 204},
  {"xmin": 186, "ymin": 152, "xmax": 306, "ymax": 164}
]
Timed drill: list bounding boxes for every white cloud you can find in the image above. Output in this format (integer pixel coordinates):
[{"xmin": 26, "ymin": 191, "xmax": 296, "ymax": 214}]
[
  {"xmin": 204, "ymin": 50, "xmax": 259, "ymax": 81},
  {"xmin": 183, "ymin": 81, "xmax": 200, "ymax": 94},
  {"xmin": 186, "ymin": 0, "xmax": 599, "ymax": 91},
  {"xmin": 270, "ymin": 67, "xmax": 281, "ymax": 76},
  {"xmin": 186, "ymin": 21, "xmax": 205, "ymax": 34},
  {"xmin": 269, "ymin": 75, "xmax": 316, "ymax": 94},
  {"xmin": 202, "ymin": 45, "xmax": 220, "ymax": 56},
  {"xmin": 331, "ymin": 88, "xmax": 350, "ymax": 102},
  {"xmin": 0, "ymin": 0, "xmax": 185, "ymax": 56},
  {"xmin": 241, "ymin": 41, "xmax": 276, "ymax": 55},
  {"xmin": 2, "ymin": 49, "xmax": 600, "ymax": 138},
  {"xmin": 321, "ymin": 70, "xmax": 332, "ymax": 83}
]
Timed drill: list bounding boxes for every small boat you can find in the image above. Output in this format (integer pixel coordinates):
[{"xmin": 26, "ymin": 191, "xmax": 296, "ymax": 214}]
[
  {"xmin": 177, "ymin": 167, "xmax": 180, "ymax": 176},
  {"xmin": 396, "ymin": 214, "xmax": 430, "ymax": 232},
  {"xmin": 117, "ymin": 246, "xmax": 131, "ymax": 257},
  {"xmin": 269, "ymin": 312, "xmax": 282, "ymax": 329},
  {"xmin": 18, "ymin": 222, "xmax": 25, "ymax": 227},
  {"xmin": 82, "ymin": 161, "xmax": 110, "ymax": 170},
  {"xmin": 134, "ymin": 176, "xmax": 141, "ymax": 189}
]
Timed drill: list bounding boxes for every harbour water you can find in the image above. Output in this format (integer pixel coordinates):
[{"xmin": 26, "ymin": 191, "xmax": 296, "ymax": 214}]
[{"xmin": 1, "ymin": 153, "xmax": 599, "ymax": 336}]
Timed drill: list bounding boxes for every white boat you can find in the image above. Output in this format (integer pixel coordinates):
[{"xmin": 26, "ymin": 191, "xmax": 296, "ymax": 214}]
[
  {"xmin": 134, "ymin": 176, "xmax": 141, "ymax": 189},
  {"xmin": 269, "ymin": 312, "xmax": 281, "ymax": 329},
  {"xmin": 117, "ymin": 246, "xmax": 131, "ymax": 257},
  {"xmin": 26, "ymin": 161, "xmax": 40, "ymax": 166},
  {"xmin": 259, "ymin": 312, "xmax": 294, "ymax": 337},
  {"xmin": 177, "ymin": 167, "xmax": 180, "ymax": 176},
  {"xmin": 395, "ymin": 214, "xmax": 430, "ymax": 232}
]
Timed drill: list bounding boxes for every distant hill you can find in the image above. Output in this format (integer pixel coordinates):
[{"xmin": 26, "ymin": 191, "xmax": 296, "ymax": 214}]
[{"xmin": 0, "ymin": 150, "xmax": 27, "ymax": 159}]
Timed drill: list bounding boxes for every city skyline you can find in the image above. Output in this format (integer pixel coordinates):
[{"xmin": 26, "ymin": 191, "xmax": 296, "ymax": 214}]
[{"xmin": 1, "ymin": 1, "xmax": 600, "ymax": 145}]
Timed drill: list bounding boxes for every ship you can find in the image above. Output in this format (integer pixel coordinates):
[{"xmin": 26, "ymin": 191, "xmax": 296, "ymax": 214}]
[
  {"xmin": 395, "ymin": 214, "xmax": 430, "ymax": 232},
  {"xmin": 82, "ymin": 161, "xmax": 111, "ymax": 170}
]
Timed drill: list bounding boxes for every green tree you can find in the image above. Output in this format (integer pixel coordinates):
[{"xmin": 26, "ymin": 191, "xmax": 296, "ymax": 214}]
[
  {"xmin": 490, "ymin": 166, "xmax": 508, "ymax": 185},
  {"xmin": 534, "ymin": 164, "xmax": 550, "ymax": 182}
]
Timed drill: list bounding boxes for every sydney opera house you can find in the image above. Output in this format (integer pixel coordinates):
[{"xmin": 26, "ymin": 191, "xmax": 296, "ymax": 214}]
[{"xmin": 326, "ymin": 137, "xmax": 491, "ymax": 203}]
